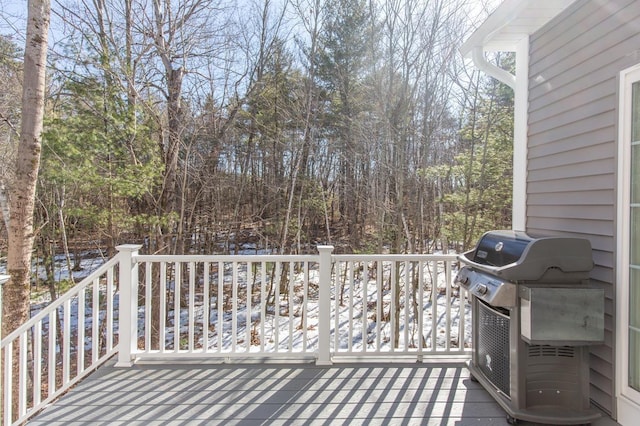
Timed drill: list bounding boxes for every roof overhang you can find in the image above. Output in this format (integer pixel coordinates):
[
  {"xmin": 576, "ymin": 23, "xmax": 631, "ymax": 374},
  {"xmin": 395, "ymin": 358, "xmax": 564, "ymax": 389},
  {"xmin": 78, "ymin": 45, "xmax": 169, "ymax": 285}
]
[
  {"xmin": 459, "ymin": 0, "xmax": 580, "ymax": 232},
  {"xmin": 460, "ymin": 0, "xmax": 579, "ymax": 57}
]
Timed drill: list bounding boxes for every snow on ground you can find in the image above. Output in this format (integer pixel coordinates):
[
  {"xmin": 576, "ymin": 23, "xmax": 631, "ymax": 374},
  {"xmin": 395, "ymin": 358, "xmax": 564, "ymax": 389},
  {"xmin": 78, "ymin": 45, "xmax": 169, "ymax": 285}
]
[
  {"xmin": 146, "ymin": 257, "xmax": 471, "ymax": 354},
  {"xmin": 9, "ymin": 247, "xmax": 470, "ymax": 356}
]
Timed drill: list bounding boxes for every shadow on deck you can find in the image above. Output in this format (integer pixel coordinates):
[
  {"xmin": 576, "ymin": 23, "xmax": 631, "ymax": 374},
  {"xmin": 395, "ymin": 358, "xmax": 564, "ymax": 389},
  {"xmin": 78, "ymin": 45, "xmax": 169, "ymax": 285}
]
[{"xmin": 27, "ymin": 360, "xmax": 618, "ymax": 425}]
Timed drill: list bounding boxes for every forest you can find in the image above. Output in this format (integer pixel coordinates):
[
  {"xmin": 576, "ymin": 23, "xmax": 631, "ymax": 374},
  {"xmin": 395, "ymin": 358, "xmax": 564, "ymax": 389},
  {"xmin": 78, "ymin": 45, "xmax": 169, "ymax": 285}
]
[{"xmin": 0, "ymin": 0, "xmax": 513, "ymax": 285}]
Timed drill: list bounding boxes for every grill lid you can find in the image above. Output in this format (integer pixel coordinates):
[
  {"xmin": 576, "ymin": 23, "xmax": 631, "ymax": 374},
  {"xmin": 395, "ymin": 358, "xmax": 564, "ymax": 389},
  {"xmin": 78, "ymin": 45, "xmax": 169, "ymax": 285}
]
[
  {"xmin": 472, "ymin": 230, "xmax": 532, "ymax": 267},
  {"xmin": 459, "ymin": 230, "xmax": 593, "ymax": 282}
]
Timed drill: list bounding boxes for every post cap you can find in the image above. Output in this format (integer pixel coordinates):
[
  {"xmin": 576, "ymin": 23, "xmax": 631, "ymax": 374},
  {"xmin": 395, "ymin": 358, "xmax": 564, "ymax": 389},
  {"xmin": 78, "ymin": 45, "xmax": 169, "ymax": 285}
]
[{"xmin": 116, "ymin": 244, "xmax": 143, "ymax": 253}]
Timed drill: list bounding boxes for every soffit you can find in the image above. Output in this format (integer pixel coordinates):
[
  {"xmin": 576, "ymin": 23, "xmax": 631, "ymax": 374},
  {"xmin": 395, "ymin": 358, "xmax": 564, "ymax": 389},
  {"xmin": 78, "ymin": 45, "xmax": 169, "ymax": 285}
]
[{"xmin": 460, "ymin": 0, "xmax": 579, "ymax": 57}]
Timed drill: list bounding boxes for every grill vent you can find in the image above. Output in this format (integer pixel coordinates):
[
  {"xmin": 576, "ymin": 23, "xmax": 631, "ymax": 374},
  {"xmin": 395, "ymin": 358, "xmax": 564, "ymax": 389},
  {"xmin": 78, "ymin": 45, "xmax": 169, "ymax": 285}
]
[
  {"xmin": 528, "ymin": 345, "xmax": 575, "ymax": 358},
  {"xmin": 477, "ymin": 301, "xmax": 510, "ymax": 396}
]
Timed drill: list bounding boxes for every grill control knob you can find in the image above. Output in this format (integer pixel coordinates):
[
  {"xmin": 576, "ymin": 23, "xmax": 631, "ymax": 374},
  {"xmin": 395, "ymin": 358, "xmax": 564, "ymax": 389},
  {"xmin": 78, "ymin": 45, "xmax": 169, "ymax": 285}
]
[
  {"xmin": 454, "ymin": 272, "xmax": 470, "ymax": 286},
  {"xmin": 476, "ymin": 284, "xmax": 488, "ymax": 295}
]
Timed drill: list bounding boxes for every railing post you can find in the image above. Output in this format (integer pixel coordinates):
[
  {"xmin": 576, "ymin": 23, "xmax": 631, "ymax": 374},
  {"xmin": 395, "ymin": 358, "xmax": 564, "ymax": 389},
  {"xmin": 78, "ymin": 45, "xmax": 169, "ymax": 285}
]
[
  {"xmin": 316, "ymin": 245, "xmax": 334, "ymax": 366},
  {"xmin": 115, "ymin": 244, "xmax": 142, "ymax": 367},
  {"xmin": 0, "ymin": 274, "xmax": 8, "ymax": 423},
  {"xmin": 0, "ymin": 275, "xmax": 8, "ymax": 340}
]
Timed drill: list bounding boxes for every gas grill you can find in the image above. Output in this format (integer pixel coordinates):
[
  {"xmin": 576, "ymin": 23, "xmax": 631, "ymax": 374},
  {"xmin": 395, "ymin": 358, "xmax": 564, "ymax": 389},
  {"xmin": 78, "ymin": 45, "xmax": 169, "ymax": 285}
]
[{"xmin": 455, "ymin": 230, "xmax": 605, "ymax": 425}]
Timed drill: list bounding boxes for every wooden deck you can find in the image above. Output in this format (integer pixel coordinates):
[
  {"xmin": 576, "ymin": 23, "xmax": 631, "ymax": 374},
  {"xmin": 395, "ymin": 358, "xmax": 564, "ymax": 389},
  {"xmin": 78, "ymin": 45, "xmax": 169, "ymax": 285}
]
[{"xmin": 28, "ymin": 360, "xmax": 618, "ymax": 425}]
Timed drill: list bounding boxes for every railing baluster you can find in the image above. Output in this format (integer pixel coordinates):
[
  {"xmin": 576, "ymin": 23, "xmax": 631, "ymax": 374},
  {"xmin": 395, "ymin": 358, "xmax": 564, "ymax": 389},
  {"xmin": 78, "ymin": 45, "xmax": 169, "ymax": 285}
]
[
  {"xmin": 260, "ymin": 261, "xmax": 266, "ymax": 353},
  {"xmin": 445, "ymin": 260, "xmax": 452, "ymax": 351},
  {"xmin": 274, "ymin": 261, "xmax": 280, "ymax": 351},
  {"xmin": 431, "ymin": 260, "xmax": 438, "ymax": 352},
  {"xmin": 317, "ymin": 246, "xmax": 333, "ymax": 365},
  {"xmin": 418, "ymin": 260, "xmax": 424, "ymax": 358},
  {"xmin": 390, "ymin": 261, "xmax": 397, "ymax": 353},
  {"xmin": 348, "ymin": 261, "xmax": 354, "ymax": 353},
  {"xmin": 63, "ymin": 299, "xmax": 70, "ymax": 384},
  {"xmin": 459, "ymin": 287, "xmax": 467, "ymax": 352},
  {"xmin": 188, "ymin": 262, "xmax": 195, "ymax": 352},
  {"xmin": 92, "ymin": 278, "xmax": 99, "ymax": 363},
  {"xmin": 106, "ymin": 266, "xmax": 114, "ymax": 352},
  {"xmin": 404, "ymin": 260, "xmax": 410, "ymax": 352},
  {"xmin": 288, "ymin": 261, "xmax": 294, "ymax": 352},
  {"xmin": 4, "ymin": 341, "xmax": 12, "ymax": 426},
  {"xmin": 144, "ymin": 262, "xmax": 152, "ymax": 353},
  {"xmin": 217, "ymin": 262, "xmax": 223, "ymax": 352},
  {"xmin": 302, "ymin": 261, "xmax": 309, "ymax": 353},
  {"xmin": 362, "ymin": 261, "xmax": 368, "ymax": 353},
  {"xmin": 449, "ymin": 260, "xmax": 457, "ymax": 351},
  {"xmin": 78, "ymin": 287, "xmax": 85, "ymax": 373},
  {"xmin": 203, "ymin": 261, "xmax": 210, "ymax": 352},
  {"xmin": 33, "ymin": 321, "xmax": 42, "ymax": 407},
  {"xmin": 159, "ymin": 261, "xmax": 167, "ymax": 352},
  {"xmin": 18, "ymin": 333, "xmax": 27, "ymax": 418},
  {"xmin": 246, "ymin": 261, "xmax": 253, "ymax": 353},
  {"xmin": 174, "ymin": 261, "xmax": 181, "ymax": 352},
  {"xmin": 48, "ymin": 309, "xmax": 56, "ymax": 396},
  {"xmin": 376, "ymin": 260, "xmax": 382, "ymax": 351},
  {"xmin": 232, "ymin": 261, "xmax": 238, "ymax": 354},
  {"xmin": 333, "ymin": 260, "xmax": 340, "ymax": 353}
]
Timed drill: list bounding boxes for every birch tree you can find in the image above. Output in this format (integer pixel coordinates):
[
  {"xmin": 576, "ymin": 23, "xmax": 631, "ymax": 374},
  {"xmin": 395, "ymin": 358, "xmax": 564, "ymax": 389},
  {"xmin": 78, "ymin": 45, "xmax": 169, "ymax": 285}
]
[
  {"xmin": 3, "ymin": 0, "xmax": 50, "ymax": 418},
  {"xmin": 4, "ymin": 0, "xmax": 50, "ymax": 336}
]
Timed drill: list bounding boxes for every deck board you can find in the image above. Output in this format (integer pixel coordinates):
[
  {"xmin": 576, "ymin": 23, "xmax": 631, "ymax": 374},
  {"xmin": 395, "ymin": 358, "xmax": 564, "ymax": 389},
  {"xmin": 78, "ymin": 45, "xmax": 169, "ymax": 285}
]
[{"xmin": 28, "ymin": 360, "xmax": 618, "ymax": 425}]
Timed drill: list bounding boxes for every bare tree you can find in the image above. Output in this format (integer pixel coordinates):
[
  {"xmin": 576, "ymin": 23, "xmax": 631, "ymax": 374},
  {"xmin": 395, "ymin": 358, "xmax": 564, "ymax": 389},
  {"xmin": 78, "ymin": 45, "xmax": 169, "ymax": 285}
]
[
  {"xmin": 142, "ymin": 0, "xmax": 228, "ymax": 255},
  {"xmin": 290, "ymin": 0, "xmax": 328, "ymax": 249}
]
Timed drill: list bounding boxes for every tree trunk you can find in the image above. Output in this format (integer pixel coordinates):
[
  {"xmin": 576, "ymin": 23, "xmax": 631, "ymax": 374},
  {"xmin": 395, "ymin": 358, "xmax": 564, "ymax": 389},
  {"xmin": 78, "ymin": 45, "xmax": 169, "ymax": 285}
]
[
  {"xmin": 5, "ymin": 0, "xmax": 50, "ymax": 332},
  {"xmin": 4, "ymin": 0, "xmax": 50, "ymax": 417},
  {"xmin": 57, "ymin": 186, "xmax": 74, "ymax": 285}
]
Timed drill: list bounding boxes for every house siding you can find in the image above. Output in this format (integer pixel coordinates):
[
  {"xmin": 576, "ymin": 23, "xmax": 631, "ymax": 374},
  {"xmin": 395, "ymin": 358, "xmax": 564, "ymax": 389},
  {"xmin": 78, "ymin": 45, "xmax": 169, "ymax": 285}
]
[{"xmin": 527, "ymin": 0, "xmax": 640, "ymax": 415}]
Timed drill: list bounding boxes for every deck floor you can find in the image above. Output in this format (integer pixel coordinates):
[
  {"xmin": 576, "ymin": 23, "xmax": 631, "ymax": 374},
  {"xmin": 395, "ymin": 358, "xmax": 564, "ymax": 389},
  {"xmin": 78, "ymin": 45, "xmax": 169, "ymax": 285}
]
[{"xmin": 28, "ymin": 360, "xmax": 619, "ymax": 425}]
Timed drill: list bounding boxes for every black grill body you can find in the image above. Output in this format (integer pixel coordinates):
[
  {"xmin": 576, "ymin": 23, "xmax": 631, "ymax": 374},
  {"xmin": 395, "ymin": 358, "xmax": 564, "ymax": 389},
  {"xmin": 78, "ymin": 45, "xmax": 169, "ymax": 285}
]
[{"xmin": 456, "ymin": 230, "xmax": 605, "ymax": 425}]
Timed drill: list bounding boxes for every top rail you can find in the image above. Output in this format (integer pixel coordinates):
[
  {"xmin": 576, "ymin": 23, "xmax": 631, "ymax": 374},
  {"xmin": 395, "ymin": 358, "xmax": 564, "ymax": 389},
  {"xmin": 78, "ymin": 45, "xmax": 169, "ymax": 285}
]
[{"xmin": 134, "ymin": 253, "xmax": 458, "ymax": 262}]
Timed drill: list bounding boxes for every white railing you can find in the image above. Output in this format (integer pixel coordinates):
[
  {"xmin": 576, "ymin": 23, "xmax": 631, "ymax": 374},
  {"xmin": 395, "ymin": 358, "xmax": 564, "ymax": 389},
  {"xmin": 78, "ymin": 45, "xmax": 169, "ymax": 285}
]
[
  {"xmin": 121, "ymin": 246, "xmax": 470, "ymax": 365},
  {"xmin": 0, "ymin": 245, "xmax": 470, "ymax": 425},
  {"xmin": 124, "ymin": 251, "xmax": 325, "ymax": 363},
  {"xmin": 0, "ymin": 256, "xmax": 120, "ymax": 426},
  {"xmin": 330, "ymin": 253, "xmax": 469, "ymax": 361}
]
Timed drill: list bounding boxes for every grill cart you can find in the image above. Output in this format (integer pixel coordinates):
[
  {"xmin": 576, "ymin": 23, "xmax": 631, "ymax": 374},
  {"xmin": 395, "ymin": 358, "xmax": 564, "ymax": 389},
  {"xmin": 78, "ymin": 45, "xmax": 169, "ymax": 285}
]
[{"xmin": 455, "ymin": 230, "xmax": 605, "ymax": 425}]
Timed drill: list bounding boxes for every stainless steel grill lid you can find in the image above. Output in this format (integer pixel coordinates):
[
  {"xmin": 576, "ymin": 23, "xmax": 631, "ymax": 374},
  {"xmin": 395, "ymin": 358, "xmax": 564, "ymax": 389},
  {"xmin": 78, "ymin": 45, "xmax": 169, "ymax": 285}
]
[
  {"xmin": 471, "ymin": 230, "xmax": 532, "ymax": 267},
  {"xmin": 459, "ymin": 230, "xmax": 593, "ymax": 283}
]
